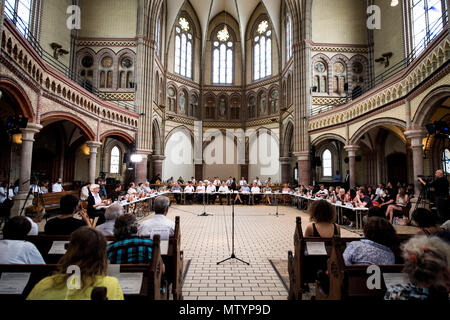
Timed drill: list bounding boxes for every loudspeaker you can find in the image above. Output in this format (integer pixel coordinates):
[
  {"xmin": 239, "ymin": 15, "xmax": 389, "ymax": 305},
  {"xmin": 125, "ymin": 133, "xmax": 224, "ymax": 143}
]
[
  {"xmin": 356, "ymin": 155, "xmax": 362, "ymax": 162},
  {"xmin": 344, "ymin": 157, "xmax": 349, "ymax": 163},
  {"xmin": 123, "ymin": 153, "xmax": 129, "ymax": 163},
  {"xmin": 344, "ymin": 83, "xmax": 349, "ymax": 92}
]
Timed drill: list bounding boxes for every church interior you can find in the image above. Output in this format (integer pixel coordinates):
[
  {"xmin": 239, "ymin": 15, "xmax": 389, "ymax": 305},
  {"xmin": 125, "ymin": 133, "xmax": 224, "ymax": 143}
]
[{"xmin": 0, "ymin": 0, "xmax": 449, "ymax": 303}]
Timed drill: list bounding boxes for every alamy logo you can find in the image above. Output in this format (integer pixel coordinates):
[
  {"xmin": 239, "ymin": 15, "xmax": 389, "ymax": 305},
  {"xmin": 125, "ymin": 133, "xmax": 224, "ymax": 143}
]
[
  {"xmin": 66, "ymin": 5, "xmax": 81, "ymax": 30},
  {"xmin": 366, "ymin": 265, "xmax": 381, "ymax": 290},
  {"xmin": 367, "ymin": 5, "xmax": 381, "ymax": 30},
  {"xmin": 66, "ymin": 265, "xmax": 81, "ymax": 290}
]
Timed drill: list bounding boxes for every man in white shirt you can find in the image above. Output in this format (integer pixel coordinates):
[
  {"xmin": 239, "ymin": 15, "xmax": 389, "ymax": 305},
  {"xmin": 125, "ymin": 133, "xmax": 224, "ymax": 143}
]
[
  {"xmin": 52, "ymin": 178, "xmax": 64, "ymax": 192},
  {"xmin": 0, "ymin": 216, "xmax": 45, "ymax": 264},
  {"xmin": 206, "ymin": 182, "xmax": 217, "ymax": 204},
  {"xmin": 184, "ymin": 182, "xmax": 195, "ymax": 204},
  {"xmin": 143, "ymin": 181, "xmax": 152, "ymax": 194},
  {"xmin": 213, "ymin": 177, "xmax": 221, "ymax": 191},
  {"xmin": 226, "ymin": 177, "xmax": 233, "ymax": 185},
  {"xmin": 138, "ymin": 196, "xmax": 175, "ymax": 238},
  {"xmin": 190, "ymin": 177, "xmax": 196, "ymax": 185},
  {"xmin": 196, "ymin": 181, "xmax": 206, "ymax": 204},
  {"xmin": 96, "ymin": 203, "xmax": 123, "ymax": 236},
  {"xmin": 127, "ymin": 182, "xmax": 138, "ymax": 195},
  {"xmin": 239, "ymin": 177, "xmax": 247, "ymax": 186},
  {"xmin": 253, "ymin": 177, "xmax": 262, "ymax": 186},
  {"xmin": 251, "ymin": 183, "xmax": 261, "ymax": 205},
  {"xmin": 264, "ymin": 177, "xmax": 272, "ymax": 185},
  {"xmin": 218, "ymin": 182, "xmax": 229, "ymax": 205},
  {"xmin": 315, "ymin": 184, "xmax": 329, "ymax": 199}
]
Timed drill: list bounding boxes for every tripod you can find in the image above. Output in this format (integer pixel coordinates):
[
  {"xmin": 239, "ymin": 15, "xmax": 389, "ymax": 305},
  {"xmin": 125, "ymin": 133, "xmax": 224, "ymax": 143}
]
[
  {"xmin": 414, "ymin": 181, "xmax": 430, "ymax": 212},
  {"xmin": 217, "ymin": 197, "xmax": 249, "ymax": 265},
  {"xmin": 198, "ymin": 192, "xmax": 212, "ymax": 216}
]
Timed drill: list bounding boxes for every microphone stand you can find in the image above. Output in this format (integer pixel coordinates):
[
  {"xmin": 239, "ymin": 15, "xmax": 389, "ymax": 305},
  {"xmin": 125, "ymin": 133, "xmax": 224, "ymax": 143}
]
[
  {"xmin": 269, "ymin": 193, "xmax": 285, "ymax": 217},
  {"xmin": 198, "ymin": 191, "xmax": 212, "ymax": 216},
  {"xmin": 217, "ymin": 193, "xmax": 249, "ymax": 265}
]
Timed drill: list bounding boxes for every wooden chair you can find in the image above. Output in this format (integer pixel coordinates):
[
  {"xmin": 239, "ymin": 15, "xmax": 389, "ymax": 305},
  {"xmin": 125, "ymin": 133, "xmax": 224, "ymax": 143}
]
[
  {"xmin": 0, "ymin": 235, "xmax": 164, "ymax": 300},
  {"xmin": 315, "ymin": 237, "xmax": 405, "ymax": 300}
]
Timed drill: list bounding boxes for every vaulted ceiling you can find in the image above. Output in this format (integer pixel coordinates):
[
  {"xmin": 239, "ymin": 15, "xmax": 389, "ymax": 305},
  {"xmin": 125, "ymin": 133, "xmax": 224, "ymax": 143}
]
[{"xmin": 166, "ymin": 0, "xmax": 282, "ymax": 57}]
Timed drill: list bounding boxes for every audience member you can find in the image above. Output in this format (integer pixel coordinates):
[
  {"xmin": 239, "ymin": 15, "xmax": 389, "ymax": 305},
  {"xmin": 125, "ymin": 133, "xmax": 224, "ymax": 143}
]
[
  {"xmin": 412, "ymin": 208, "xmax": 450, "ymax": 243},
  {"xmin": 304, "ymin": 200, "xmax": 340, "ymax": 238},
  {"xmin": 24, "ymin": 205, "xmax": 45, "ymax": 236},
  {"xmin": 52, "ymin": 178, "xmax": 64, "ymax": 193},
  {"xmin": 45, "ymin": 195, "xmax": 90, "ymax": 235},
  {"xmin": 96, "ymin": 203, "xmax": 123, "ymax": 236},
  {"xmin": 385, "ymin": 187, "xmax": 409, "ymax": 224},
  {"xmin": 218, "ymin": 182, "xmax": 230, "ymax": 205},
  {"xmin": 27, "ymin": 227, "xmax": 124, "ymax": 300},
  {"xmin": 385, "ymin": 236, "xmax": 450, "ymax": 300},
  {"xmin": 138, "ymin": 196, "xmax": 175, "ymax": 237},
  {"xmin": 343, "ymin": 217, "xmax": 397, "ymax": 265},
  {"xmin": 0, "ymin": 216, "xmax": 45, "ymax": 264},
  {"xmin": 110, "ymin": 184, "xmax": 123, "ymax": 202},
  {"xmin": 87, "ymin": 184, "xmax": 107, "ymax": 225}
]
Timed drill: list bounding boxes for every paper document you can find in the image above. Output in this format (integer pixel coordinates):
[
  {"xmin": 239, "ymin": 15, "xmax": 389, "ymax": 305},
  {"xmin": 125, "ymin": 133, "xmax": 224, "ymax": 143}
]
[
  {"xmin": 383, "ymin": 273, "xmax": 409, "ymax": 289},
  {"xmin": 305, "ymin": 242, "xmax": 327, "ymax": 255},
  {"xmin": 160, "ymin": 240, "xmax": 169, "ymax": 255},
  {"xmin": 0, "ymin": 273, "xmax": 31, "ymax": 294},
  {"xmin": 48, "ymin": 241, "xmax": 69, "ymax": 254},
  {"xmin": 116, "ymin": 273, "xmax": 143, "ymax": 295}
]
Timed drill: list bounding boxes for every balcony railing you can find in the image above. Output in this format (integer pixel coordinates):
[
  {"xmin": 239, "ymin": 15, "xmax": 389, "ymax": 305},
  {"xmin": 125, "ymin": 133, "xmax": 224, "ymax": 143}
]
[
  {"xmin": 3, "ymin": 2, "xmax": 136, "ymax": 112},
  {"xmin": 311, "ymin": 11, "xmax": 448, "ymax": 116}
]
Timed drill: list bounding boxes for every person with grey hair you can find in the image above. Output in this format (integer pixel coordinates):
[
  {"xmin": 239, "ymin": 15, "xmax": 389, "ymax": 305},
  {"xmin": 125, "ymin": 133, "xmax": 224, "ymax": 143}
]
[
  {"xmin": 138, "ymin": 196, "xmax": 175, "ymax": 237},
  {"xmin": 385, "ymin": 236, "xmax": 450, "ymax": 300},
  {"xmin": 96, "ymin": 203, "xmax": 123, "ymax": 236}
]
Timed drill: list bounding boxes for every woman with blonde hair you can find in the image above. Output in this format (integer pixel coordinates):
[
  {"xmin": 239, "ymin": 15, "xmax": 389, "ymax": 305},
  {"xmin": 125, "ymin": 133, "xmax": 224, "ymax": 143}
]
[
  {"xmin": 27, "ymin": 227, "xmax": 124, "ymax": 300},
  {"xmin": 385, "ymin": 187, "xmax": 409, "ymax": 224},
  {"xmin": 385, "ymin": 236, "xmax": 450, "ymax": 300}
]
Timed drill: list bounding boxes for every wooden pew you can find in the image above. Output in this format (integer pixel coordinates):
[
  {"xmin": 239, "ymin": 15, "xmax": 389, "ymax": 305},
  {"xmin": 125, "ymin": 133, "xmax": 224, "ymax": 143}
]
[
  {"xmin": 39, "ymin": 191, "xmax": 79, "ymax": 217},
  {"xmin": 24, "ymin": 215, "xmax": 184, "ymax": 300},
  {"xmin": 315, "ymin": 237, "xmax": 405, "ymax": 300},
  {"xmin": 287, "ymin": 216, "xmax": 411, "ymax": 300},
  {"xmin": 0, "ymin": 235, "xmax": 163, "ymax": 300}
]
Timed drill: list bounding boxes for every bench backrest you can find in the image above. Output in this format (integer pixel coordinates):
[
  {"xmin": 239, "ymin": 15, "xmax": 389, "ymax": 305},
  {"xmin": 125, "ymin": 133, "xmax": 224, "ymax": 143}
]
[
  {"xmin": 0, "ymin": 235, "xmax": 163, "ymax": 300},
  {"xmin": 39, "ymin": 191, "xmax": 79, "ymax": 212}
]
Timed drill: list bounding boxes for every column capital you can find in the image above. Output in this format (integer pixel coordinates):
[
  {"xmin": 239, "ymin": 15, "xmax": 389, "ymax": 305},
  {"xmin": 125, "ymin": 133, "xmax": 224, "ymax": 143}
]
[
  {"xmin": 344, "ymin": 144, "xmax": 360, "ymax": 152},
  {"xmin": 136, "ymin": 149, "xmax": 152, "ymax": 156},
  {"xmin": 152, "ymin": 155, "xmax": 166, "ymax": 161},
  {"xmin": 279, "ymin": 157, "xmax": 292, "ymax": 164},
  {"xmin": 21, "ymin": 123, "xmax": 42, "ymax": 141},
  {"xmin": 404, "ymin": 127, "xmax": 427, "ymax": 140},
  {"xmin": 293, "ymin": 151, "xmax": 309, "ymax": 161},
  {"xmin": 86, "ymin": 141, "xmax": 102, "ymax": 148}
]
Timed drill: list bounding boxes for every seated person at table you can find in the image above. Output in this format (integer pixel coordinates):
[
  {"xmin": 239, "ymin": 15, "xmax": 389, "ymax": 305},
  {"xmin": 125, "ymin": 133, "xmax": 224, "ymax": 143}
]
[
  {"xmin": 127, "ymin": 182, "xmax": 138, "ymax": 195},
  {"xmin": 412, "ymin": 208, "xmax": 450, "ymax": 244},
  {"xmin": 0, "ymin": 216, "xmax": 45, "ymax": 264},
  {"xmin": 143, "ymin": 181, "xmax": 152, "ymax": 194},
  {"xmin": 87, "ymin": 184, "xmax": 107, "ymax": 226},
  {"xmin": 328, "ymin": 186, "xmax": 336, "ymax": 202},
  {"xmin": 96, "ymin": 203, "xmax": 123, "ymax": 236},
  {"xmin": 306, "ymin": 185, "xmax": 315, "ymax": 197},
  {"xmin": 251, "ymin": 183, "xmax": 261, "ymax": 205},
  {"xmin": 171, "ymin": 182, "xmax": 182, "ymax": 204},
  {"xmin": 335, "ymin": 188, "xmax": 346, "ymax": 203},
  {"xmin": 264, "ymin": 177, "xmax": 272, "ymax": 185},
  {"xmin": 315, "ymin": 184, "xmax": 328, "ymax": 199},
  {"xmin": 239, "ymin": 183, "xmax": 251, "ymax": 205},
  {"xmin": 304, "ymin": 200, "xmax": 341, "ymax": 238},
  {"xmin": 24, "ymin": 205, "xmax": 45, "ymax": 236},
  {"xmin": 218, "ymin": 182, "xmax": 230, "ymax": 205},
  {"xmin": 343, "ymin": 217, "xmax": 396, "ymax": 265},
  {"xmin": 355, "ymin": 188, "xmax": 373, "ymax": 208},
  {"xmin": 379, "ymin": 188, "xmax": 394, "ymax": 212},
  {"xmin": 196, "ymin": 181, "xmax": 206, "ymax": 204},
  {"xmin": 177, "ymin": 176, "xmax": 184, "ymax": 184},
  {"xmin": 385, "ymin": 187, "xmax": 409, "ymax": 224},
  {"xmin": 239, "ymin": 177, "xmax": 247, "ymax": 186},
  {"xmin": 27, "ymin": 227, "xmax": 124, "ymax": 300},
  {"xmin": 108, "ymin": 215, "xmax": 155, "ymax": 265},
  {"xmin": 263, "ymin": 183, "xmax": 272, "ymax": 205},
  {"xmin": 385, "ymin": 236, "xmax": 450, "ymax": 300},
  {"xmin": 253, "ymin": 177, "xmax": 262, "ymax": 186},
  {"xmin": 226, "ymin": 177, "xmax": 233, "ymax": 185},
  {"xmin": 206, "ymin": 182, "xmax": 217, "ymax": 204},
  {"xmin": 110, "ymin": 184, "xmax": 123, "ymax": 202},
  {"xmin": 138, "ymin": 196, "xmax": 175, "ymax": 237},
  {"xmin": 45, "ymin": 195, "xmax": 90, "ymax": 235},
  {"xmin": 184, "ymin": 182, "xmax": 195, "ymax": 204},
  {"xmin": 213, "ymin": 177, "xmax": 221, "ymax": 191},
  {"xmin": 137, "ymin": 183, "xmax": 145, "ymax": 195}
]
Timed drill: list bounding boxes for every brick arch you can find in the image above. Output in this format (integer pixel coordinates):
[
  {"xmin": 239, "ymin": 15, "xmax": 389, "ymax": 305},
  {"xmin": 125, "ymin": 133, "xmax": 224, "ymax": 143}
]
[
  {"xmin": 412, "ymin": 85, "xmax": 450, "ymax": 126},
  {"xmin": 0, "ymin": 77, "xmax": 34, "ymax": 122},
  {"xmin": 99, "ymin": 130, "xmax": 135, "ymax": 144},
  {"xmin": 349, "ymin": 117, "xmax": 406, "ymax": 145},
  {"xmin": 311, "ymin": 133, "xmax": 346, "ymax": 146},
  {"xmin": 40, "ymin": 112, "xmax": 95, "ymax": 141}
]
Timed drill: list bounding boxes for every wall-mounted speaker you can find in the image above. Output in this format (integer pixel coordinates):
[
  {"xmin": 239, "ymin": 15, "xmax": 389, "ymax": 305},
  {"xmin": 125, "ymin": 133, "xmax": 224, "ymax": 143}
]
[
  {"xmin": 344, "ymin": 157, "xmax": 349, "ymax": 163},
  {"xmin": 356, "ymin": 155, "xmax": 362, "ymax": 162}
]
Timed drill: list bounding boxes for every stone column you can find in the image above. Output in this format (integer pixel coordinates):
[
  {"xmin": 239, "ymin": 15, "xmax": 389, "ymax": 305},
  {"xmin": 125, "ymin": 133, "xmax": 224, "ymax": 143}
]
[
  {"xmin": 86, "ymin": 141, "xmax": 102, "ymax": 184},
  {"xmin": 296, "ymin": 151, "xmax": 311, "ymax": 186},
  {"xmin": 135, "ymin": 153, "xmax": 150, "ymax": 183},
  {"xmin": 344, "ymin": 145, "xmax": 360, "ymax": 189},
  {"xmin": 151, "ymin": 155, "xmax": 165, "ymax": 181},
  {"xmin": 404, "ymin": 127, "xmax": 427, "ymax": 196},
  {"xmin": 10, "ymin": 123, "xmax": 42, "ymax": 217},
  {"xmin": 280, "ymin": 157, "xmax": 292, "ymax": 185}
]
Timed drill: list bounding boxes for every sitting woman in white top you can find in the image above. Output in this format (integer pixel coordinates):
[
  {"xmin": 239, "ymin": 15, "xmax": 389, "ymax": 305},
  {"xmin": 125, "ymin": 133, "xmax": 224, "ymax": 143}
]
[
  {"xmin": 0, "ymin": 216, "xmax": 45, "ymax": 264},
  {"xmin": 96, "ymin": 203, "xmax": 124, "ymax": 236},
  {"xmin": 138, "ymin": 196, "xmax": 175, "ymax": 238},
  {"xmin": 24, "ymin": 205, "xmax": 45, "ymax": 236}
]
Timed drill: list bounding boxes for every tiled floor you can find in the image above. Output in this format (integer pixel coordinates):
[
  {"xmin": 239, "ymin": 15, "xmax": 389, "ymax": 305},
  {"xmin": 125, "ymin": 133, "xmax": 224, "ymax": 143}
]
[{"xmin": 148, "ymin": 204, "xmax": 360, "ymax": 300}]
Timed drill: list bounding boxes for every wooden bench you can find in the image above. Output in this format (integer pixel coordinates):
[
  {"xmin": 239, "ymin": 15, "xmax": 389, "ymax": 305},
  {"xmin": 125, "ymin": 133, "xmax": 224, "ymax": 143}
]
[
  {"xmin": 0, "ymin": 235, "xmax": 163, "ymax": 300},
  {"xmin": 39, "ymin": 191, "xmax": 79, "ymax": 217},
  {"xmin": 24, "ymin": 215, "xmax": 184, "ymax": 299},
  {"xmin": 287, "ymin": 216, "xmax": 411, "ymax": 300},
  {"xmin": 315, "ymin": 237, "xmax": 405, "ymax": 300}
]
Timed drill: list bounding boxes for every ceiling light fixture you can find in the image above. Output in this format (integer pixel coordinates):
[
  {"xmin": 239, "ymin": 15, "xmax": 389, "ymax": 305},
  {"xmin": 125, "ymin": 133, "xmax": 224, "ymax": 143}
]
[
  {"xmin": 218, "ymin": 10, "xmax": 230, "ymax": 42},
  {"xmin": 391, "ymin": 0, "xmax": 399, "ymax": 6}
]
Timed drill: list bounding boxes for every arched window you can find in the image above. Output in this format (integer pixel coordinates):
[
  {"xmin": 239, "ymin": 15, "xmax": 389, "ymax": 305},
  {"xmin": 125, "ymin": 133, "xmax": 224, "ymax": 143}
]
[
  {"xmin": 110, "ymin": 146, "xmax": 120, "ymax": 174},
  {"xmin": 253, "ymin": 19, "xmax": 272, "ymax": 81},
  {"xmin": 443, "ymin": 148, "xmax": 450, "ymax": 174},
  {"xmin": 174, "ymin": 17, "xmax": 193, "ymax": 79},
  {"xmin": 155, "ymin": 11, "xmax": 162, "ymax": 57},
  {"xmin": 286, "ymin": 14, "xmax": 292, "ymax": 61},
  {"xmin": 79, "ymin": 54, "xmax": 94, "ymax": 92},
  {"xmin": 212, "ymin": 25, "xmax": 234, "ymax": 84},
  {"xmin": 119, "ymin": 56, "xmax": 134, "ymax": 89},
  {"xmin": 322, "ymin": 149, "xmax": 332, "ymax": 177},
  {"xmin": 5, "ymin": 0, "xmax": 32, "ymax": 37},
  {"xmin": 409, "ymin": 0, "xmax": 444, "ymax": 56},
  {"xmin": 99, "ymin": 55, "xmax": 113, "ymax": 89},
  {"xmin": 248, "ymin": 95, "xmax": 256, "ymax": 119}
]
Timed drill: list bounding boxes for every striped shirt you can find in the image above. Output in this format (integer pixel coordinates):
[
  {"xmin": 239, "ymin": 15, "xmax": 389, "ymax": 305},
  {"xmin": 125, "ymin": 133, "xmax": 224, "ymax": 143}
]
[{"xmin": 107, "ymin": 237, "xmax": 153, "ymax": 264}]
